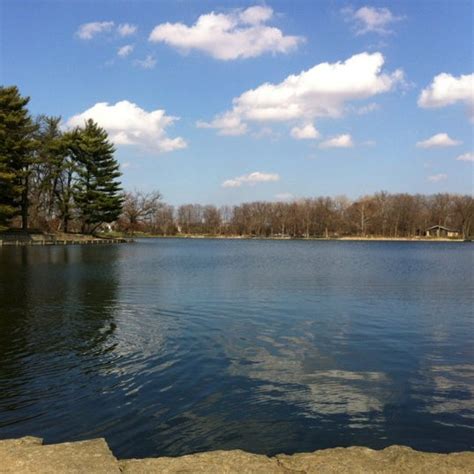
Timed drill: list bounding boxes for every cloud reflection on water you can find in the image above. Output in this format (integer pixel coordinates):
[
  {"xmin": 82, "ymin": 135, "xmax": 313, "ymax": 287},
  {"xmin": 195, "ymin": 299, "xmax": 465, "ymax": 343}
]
[
  {"xmin": 413, "ymin": 364, "xmax": 474, "ymax": 423},
  {"xmin": 227, "ymin": 332, "xmax": 392, "ymax": 421}
]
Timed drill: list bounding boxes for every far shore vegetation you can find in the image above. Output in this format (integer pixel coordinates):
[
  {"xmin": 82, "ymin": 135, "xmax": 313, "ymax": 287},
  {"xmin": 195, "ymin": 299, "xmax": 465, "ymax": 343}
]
[{"xmin": 1, "ymin": 85, "xmax": 473, "ymax": 242}]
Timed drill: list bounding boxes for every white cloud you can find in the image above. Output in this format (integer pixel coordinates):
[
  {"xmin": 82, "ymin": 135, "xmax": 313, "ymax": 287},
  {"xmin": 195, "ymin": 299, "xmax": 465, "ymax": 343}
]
[
  {"xmin": 196, "ymin": 112, "xmax": 248, "ymax": 136},
  {"xmin": 200, "ymin": 52, "xmax": 403, "ymax": 135},
  {"xmin": 66, "ymin": 100, "xmax": 187, "ymax": 154},
  {"xmin": 416, "ymin": 133, "xmax": 462, "ymax": 148},
  {"xmin": 149, "ymin": 5, "xmax": 303, "ymax": 60},
  {"xmin": 239, "ymin": 5, "xmax": 274, "ymax": 25},
  {"xmin": 222, "ymin": 171, "xmax": 280, "ymax": 188},
  {"xmin": 117, "ymin": 23, "xmax": 137, "ymax": 37},
  {"xmin": 76, "ymin": 21, "xmax": 137, "ymax": 40},
  {"xmin": 342, "ymin": 6, "xmax": 403, "ymax": 35},
  {"xmin": 427, "ymin": 173, "xmax": 448, "ymax": 183},
  {"xmin": 319, "ymin": 134, "xmax": 354, "ymax": 149},
  {"xmin": 76, "ymin": 21, "xmax": 115, "ymax": 40},
  {"xmin": 290, "ymin": 123, "xmax": 320, "ymax": 140},
  {"xmin": 418, "ymin": 73, "xmax": 474, "ymax": 120},
  {"xmin": 134, "ymin": 55, "xmax": 156, "ymax": 69},
  {"xmin": 233, "ymin": 52, "xmax": 402, "ymax": 121},
  {"xmin": 117, "ymin": 44, "xmax": 134, "ymax": 57},
  {"xmin": 121, "ymin": 162, "xmax": 131, "ymax": 169},
  {"xmin": 456, "ymin": 152, "xmax": 474, "ymax": 162}
]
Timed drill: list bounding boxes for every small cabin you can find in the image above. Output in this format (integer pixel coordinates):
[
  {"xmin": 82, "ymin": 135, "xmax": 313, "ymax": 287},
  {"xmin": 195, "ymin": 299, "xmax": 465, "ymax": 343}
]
[{"xmin": 425, "ymin": 225, "xmax": 460, "ymax": 238}]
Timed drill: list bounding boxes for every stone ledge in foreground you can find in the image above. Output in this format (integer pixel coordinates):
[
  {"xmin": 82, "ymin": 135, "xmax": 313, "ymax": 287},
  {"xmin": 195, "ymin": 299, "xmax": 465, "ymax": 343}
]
[
  {"xmin": 0, "ymin": 437, "xmax": 120, "ymax": 474},
  {"xmin": 0, "ymin": 437, "xmax": 473, "ymax": 473}
]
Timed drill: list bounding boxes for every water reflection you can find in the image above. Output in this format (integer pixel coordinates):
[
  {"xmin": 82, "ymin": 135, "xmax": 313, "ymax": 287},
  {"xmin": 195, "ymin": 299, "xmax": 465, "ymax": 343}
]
[
  {"xmin": 413, "ymin": 364, "xmax": 474, "ymax": 419},
  {"xmin": 228, "ymin": 336, "xmax": 391, "ymax": 418},
  {"xmin": 0, "ymin": 246, "xmax": 119, "ymax": 437},
  {"xmin": 0, "ymin": 240, "xmax": 473, "ymax": 457}
]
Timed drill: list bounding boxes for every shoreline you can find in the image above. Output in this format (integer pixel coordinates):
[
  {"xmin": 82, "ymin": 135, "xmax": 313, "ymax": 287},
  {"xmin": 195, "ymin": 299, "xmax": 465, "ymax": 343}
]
[
  {"xmin": 0, "ymin": 238, "xmax": 132, "ymax": 247},
  {"xmin": 1, "ymin": 230, "xmax": 471, "ymax": 246},
  {"xmin": 127, "ymin": 233, "xmax": 470, "ymax": 243},
  {"xmin": 0, "ymin": 231, "xmax": 133, "ymax": 247},
  {"xmin": 1, "ymin": 437, "xmax": 473, "ymax": 473}
]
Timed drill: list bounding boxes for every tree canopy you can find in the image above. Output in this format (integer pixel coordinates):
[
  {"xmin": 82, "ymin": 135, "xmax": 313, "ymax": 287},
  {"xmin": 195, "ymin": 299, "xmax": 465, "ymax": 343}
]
[
  {"xmin": 0, "ymin": 86, "xmax": 36, "ymax": 227},
  {"xmin": 70, "ymin": 119, "xmax": 123, "ymax": 233},
  {"xmin": 0, "ymin": 86, "xmax": 123, "ymax": 233}
]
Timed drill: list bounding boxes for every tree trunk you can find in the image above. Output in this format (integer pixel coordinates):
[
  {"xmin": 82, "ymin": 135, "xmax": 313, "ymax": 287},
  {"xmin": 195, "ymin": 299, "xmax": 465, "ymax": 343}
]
[{"xmin": 21, "ymin": 173, "xmax": 29, "ymax": 230}]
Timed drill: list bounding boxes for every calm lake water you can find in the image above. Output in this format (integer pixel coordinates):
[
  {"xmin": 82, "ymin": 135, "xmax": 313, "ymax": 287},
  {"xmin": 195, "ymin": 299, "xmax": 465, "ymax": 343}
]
[{"xmin": 0, "ymin": 239, "xmax": 473, "ymax": 458}]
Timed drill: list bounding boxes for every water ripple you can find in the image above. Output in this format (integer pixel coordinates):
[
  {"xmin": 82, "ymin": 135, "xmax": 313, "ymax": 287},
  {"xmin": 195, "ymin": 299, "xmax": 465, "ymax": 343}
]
[{"xmin": 0, "ymin": 240, "xmax": 472, "ymax": 456}]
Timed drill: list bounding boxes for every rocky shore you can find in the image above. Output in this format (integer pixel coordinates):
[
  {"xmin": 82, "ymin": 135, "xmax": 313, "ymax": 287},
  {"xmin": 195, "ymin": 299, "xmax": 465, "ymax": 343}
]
[{"xmin": 1, "ymin": 436, "xmax": 473, "ymax": 473}]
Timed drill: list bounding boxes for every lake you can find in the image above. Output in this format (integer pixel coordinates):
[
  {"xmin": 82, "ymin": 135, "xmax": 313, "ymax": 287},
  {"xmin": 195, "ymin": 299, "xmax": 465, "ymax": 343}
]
[{"xmin": 0, "ymin": 239, "xmax": 472, "ymax": 458}]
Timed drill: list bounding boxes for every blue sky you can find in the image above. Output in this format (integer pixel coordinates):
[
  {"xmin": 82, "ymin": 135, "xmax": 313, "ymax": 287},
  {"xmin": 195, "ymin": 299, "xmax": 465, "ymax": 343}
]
[{"xmin": 1, "ymin": 0, "xmax": 473, "ymax": 205}]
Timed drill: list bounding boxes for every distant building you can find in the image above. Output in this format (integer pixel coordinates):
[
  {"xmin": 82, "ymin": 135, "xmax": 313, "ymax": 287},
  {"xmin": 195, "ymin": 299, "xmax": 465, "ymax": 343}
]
[{"xmin": 425, "ymin": 225, "xmax": 460, "ymax": 238}]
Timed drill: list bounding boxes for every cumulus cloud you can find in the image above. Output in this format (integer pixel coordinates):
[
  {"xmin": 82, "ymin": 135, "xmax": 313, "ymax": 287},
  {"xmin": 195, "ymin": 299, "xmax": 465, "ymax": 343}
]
[
  {"xmin": 76, "ymin": 21, "xmax": 115, "ymax": 40},
  {"xmin": 418, "ymin": 72, "xmax": 474, "ymax": 120},
  {"xmin": 117, "ymin": 23, "xmax": 137, "ymax": 37},
  {"xmin": 427, "ymin": 173, "xmax": 448, "ymax": 183},
  {"xmin": 290, "ymin": 123, "xmax": 320, "ymax": 140},
  {"xmin": 66, "ymin": 100, "xmax": 187, "ymax": 154},
  {"xmin": 319, "ymin": 134, "xmax": 354, "ymax": 149},
  {"xmin": 232, "ymin": 52, "xmax": 402, "ymax": 121},
  {"xmin": 342, "ymin": 6, "xmax": 403, "ymax": 35},
  {"xmin": 149, "ymin": 5, "xmax": 303, "ymax": 60},
  {"xmin": 222, "ymin": 171, "xmax": 280, "ymax": 188},
  {"xmin": 199, "ymin": 52, "xmax": 403, "ymax": 135},
  {"xmin": 239, "ymin": 5, "xmax": 273, "ymax": 24},
  {"xmin": 134, "ymin": 55, "xmax": 156, "ymax": 69},
  {"xmin": 416, "ymin": 133, "xmax": 462, "ymax": 148},
  {"xmin": 456, "ymin": 152, "xmax": 474, "ymax": 162},
  {"xmin": 117, "ymin": 44, "xmax": 134, "ymax": 57}
]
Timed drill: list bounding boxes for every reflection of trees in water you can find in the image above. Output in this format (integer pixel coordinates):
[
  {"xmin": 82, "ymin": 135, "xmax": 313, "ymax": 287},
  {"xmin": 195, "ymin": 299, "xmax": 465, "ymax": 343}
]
[
  {"xmin": 0, "ymin": 245, "xmax": 120, "ymax": 432},
  {"xmin": 66, "ymin": 246, "xmax": 119, "ymax": 358},
  {"xmin": 0, "ymin": 247, "xmax": 32, "ymax": 415}
]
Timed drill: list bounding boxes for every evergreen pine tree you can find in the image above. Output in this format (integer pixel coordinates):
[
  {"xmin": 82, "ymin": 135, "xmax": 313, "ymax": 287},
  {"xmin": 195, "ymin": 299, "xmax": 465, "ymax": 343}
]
[
  {"xmin": 0, "ymin": 86, "xmax": 36, "ymax": 228},
  {"xmin": 71, "ymin": 119, "xmax": 123, "ymax": 233}
]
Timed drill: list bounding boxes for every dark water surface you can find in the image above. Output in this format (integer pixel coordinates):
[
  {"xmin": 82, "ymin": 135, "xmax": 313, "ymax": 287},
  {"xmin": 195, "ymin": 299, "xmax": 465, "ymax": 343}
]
[{"xmin": 0, "ymin": 239, "xmax": 473, "ymax": 458}]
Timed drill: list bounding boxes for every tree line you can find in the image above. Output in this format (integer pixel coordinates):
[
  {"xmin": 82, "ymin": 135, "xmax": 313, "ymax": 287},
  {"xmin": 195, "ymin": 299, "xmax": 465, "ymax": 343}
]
[
  {"xmin": 1, "ymin": 85, "xmax": 472, "ymax": 239},
  {"xmin": 0, "ymin": 86, "xmax": 123, "ymax": 233},
  {"xmin": 120, "ymin": 191, "xmax": 474, "ymax": 239}
]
